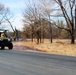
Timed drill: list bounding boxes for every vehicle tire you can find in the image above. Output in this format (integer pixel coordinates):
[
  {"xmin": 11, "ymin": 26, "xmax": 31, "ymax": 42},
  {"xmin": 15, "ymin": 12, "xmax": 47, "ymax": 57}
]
[
  {"xmin": 1, "ymin": 45, "xmax": 4, "ymax": 49},
  {"xmin": 8, "ymin": 42, "xmax": 13, "ymax": 49}
]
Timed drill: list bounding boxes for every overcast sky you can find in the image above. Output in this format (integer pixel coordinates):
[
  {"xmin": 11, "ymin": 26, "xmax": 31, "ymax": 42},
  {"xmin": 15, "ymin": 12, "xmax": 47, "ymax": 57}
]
[{"xmin": 0, "ymin": 0, "xmax": 26, "ymax": 31}]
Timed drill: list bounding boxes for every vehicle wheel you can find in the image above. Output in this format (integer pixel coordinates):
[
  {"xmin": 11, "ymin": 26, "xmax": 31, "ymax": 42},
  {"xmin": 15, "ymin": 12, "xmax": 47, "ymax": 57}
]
[
  {"xmin": 1, "ymin": 46, "xmax": 4, "ymax": 49},
  {"xmin": 8, "ymin": 43, "xmax": 13, "ymax": 49}
]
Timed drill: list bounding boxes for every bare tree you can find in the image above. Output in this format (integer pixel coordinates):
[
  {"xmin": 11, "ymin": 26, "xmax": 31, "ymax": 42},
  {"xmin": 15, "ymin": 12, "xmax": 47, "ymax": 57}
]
[
  {"xmin": 0, "ymin": 3, "xmax": 13, "ymax": 29},
  {"xmin": 39, "ymin": 0, "xmax": 55, "ymax": 43},
  {"xmin": 52, "ymin": 0, "xmax": 75, "ymax": 44},
  {"xmin": 0, "ymin": 3, "xmax": 17, "ymax": 41},
  {"xmin": 23, "ymin": 0, "xmax": 75, "ymax": 44},
  {"xmin": 23, "ymin": 0, "xmax": 43, "ymax": 44},
  {"xmin": 0, "ymin": 3, "xmax": 6, "ymax": 26}
]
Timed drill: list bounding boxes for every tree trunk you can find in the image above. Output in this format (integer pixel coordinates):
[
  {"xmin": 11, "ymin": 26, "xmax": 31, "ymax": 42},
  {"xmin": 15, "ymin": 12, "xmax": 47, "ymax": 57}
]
[
  {"xmin": 50, "ymin": 24, "xmax": 53, "ymax": 43},
  {"xmin": 31, "ymin": 32, "xmax": 33, "ymax": 42},
  {"xmin": 71, "ymin": 34, "xmax": 75, "ymax": 44},
  {"xmin": 37, "ymin": 31, "xmax": 40, "ymax": 44},
  {"xmin": 48, "ymin": 16, "xmax": 53, "ymax": 43},
  {"xmin": 70, "ymin": 26, "xmax": 75, "ymax": 44},
  {"xmin": 31, "ymin": 26, "xmax": 34, "ymax": 42},
  {"xmin": 75, "ymin": 5, "xmax": 76, "ymax": 37}
]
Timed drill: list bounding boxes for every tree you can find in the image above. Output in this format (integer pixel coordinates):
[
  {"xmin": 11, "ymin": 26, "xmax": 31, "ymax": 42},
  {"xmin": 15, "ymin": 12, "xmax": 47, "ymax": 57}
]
[
  {"xmin": 53, "ymin": 0, "xmax": 75, "ymax": 44},
  {"xmin": 39, "ymin": 0, "xmax": 53, "ymax": 43},
  {"xmin": 22, "ymin": 0, "xmax": 75, "ymax": 44},
  {"xmin": 23, "ymin": 0, "xmax": 44, "ymax": 44},
  {"xmin": 0, "ymin": 3, "xmax": 5, "ymax": 26},
  {"xmin": 0, "ymin": 3, "xmax": 13, "ymax": 29}
]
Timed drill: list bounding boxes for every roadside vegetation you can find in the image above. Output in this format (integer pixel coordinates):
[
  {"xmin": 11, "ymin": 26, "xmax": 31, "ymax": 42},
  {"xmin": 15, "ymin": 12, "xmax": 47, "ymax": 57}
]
[
  {"xmin": 0, "ymin": 0, "xmax": 76, "ymax": 56},
  {"xmin": 22, "ymin": 0, "xmax": 76, "ymax": 44},
  {"xmin": 19, "ymin": 0, "xmax": 76, "ymax": 56},
  {"xmin": 13, "ymin": 39, "xmax": 76, "ymax": 56}
]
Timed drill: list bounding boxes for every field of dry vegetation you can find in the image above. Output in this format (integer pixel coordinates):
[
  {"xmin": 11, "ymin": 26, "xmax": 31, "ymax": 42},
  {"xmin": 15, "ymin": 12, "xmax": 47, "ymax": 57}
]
[{"xmin": 13, "ymin": 39, "xmax": 76, "ymax": 56}]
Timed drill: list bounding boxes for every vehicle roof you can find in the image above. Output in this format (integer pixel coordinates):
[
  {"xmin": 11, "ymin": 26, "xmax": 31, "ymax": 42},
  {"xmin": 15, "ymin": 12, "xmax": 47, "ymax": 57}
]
[{"xmin": 0, "ymin": 29, "xmax": 8, "ymax": 32}]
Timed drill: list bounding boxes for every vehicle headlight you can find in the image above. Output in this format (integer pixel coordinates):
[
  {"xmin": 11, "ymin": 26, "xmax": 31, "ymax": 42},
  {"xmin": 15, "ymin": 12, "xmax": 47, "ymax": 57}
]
[{"xmin": 8, "ymin": 38, "xmax": 11, "ymax": 41}]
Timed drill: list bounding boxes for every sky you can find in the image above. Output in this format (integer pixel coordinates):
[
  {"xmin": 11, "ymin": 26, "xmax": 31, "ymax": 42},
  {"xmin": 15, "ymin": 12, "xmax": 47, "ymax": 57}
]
[
  {"xmin": 0, "ymin": 0, "xmax": 64, "ymax": 31},
  {"xmin": 0, "ymin": 0, "xmax": 26, "ymax": 31},
  {"xmin": 0, "ymin": 0, "xmax": 75, "ymax": 31}
]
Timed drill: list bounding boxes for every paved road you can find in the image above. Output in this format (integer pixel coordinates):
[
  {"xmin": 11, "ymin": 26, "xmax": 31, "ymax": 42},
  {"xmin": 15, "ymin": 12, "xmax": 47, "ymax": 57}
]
[{"xmin": 0, "ymin": 50, "xmax": 76, "ymax": 75}]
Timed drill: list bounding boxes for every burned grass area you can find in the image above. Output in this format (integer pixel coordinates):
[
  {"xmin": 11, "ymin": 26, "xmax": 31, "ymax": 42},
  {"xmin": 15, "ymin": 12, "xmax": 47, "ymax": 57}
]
[{"xmin": 13, "ymin": 39, "xmax": 76, "ymax": 56}]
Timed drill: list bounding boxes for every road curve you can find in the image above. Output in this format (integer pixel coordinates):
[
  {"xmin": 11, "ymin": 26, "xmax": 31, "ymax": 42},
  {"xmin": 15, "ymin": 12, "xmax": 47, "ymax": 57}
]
[{"xmin": 0, "ymin": 50, "xmax": 76, "ymax": 75}]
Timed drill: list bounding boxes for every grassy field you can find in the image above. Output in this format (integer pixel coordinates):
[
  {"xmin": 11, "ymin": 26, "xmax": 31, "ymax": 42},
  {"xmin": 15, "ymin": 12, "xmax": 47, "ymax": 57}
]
[{"xmin": 13, "ymin": 39, "xmax": 76, "ymax": 56}]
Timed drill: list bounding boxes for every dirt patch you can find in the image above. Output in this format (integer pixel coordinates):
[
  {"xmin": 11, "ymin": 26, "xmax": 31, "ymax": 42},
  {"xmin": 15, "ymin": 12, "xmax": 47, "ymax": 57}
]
[
  {"xmin": 13, "ymin": 44, "xmax": 42, "ymax": 52},
  {"xmin": 13, "ymin": 39, "xmax": 76, "ymax": 56}
]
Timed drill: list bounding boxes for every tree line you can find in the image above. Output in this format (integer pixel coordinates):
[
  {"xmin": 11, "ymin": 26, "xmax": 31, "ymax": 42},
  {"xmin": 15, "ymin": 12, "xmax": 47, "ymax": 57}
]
[
  {"xmin": 0, "ymin": 0, "xmax": 76, "ymax": 44},
  {"xmin": 22, "ymin": 0, "xmax": 76, "ymax": 44}
]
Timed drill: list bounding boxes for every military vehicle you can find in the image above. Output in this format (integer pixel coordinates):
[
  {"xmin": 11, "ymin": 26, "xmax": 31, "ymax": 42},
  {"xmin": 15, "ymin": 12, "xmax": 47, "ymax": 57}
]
[{"xmin": 0, "ymin": 29, "xmax": 13, "ymax": 49}]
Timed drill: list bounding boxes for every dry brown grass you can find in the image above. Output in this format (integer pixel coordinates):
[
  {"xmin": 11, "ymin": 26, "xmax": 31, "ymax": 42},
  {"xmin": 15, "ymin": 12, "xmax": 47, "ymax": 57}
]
[{"xmin": 13, "ymin": 39, "xmax": 76, "ymax": 56}]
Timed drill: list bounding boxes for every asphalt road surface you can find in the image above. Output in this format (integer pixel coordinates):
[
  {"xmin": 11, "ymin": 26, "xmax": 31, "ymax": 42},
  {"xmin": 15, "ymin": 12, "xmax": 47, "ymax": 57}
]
[{"xmin": 0, "ymin": 50, "xmax": 76, "ymax": 75}]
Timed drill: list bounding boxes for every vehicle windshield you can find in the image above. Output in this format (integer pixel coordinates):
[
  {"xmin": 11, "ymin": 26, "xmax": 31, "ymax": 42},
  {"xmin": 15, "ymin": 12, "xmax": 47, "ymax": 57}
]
[{"xmin": 0, "ymin": 30, "xmax": 8, "ymax": 38}]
